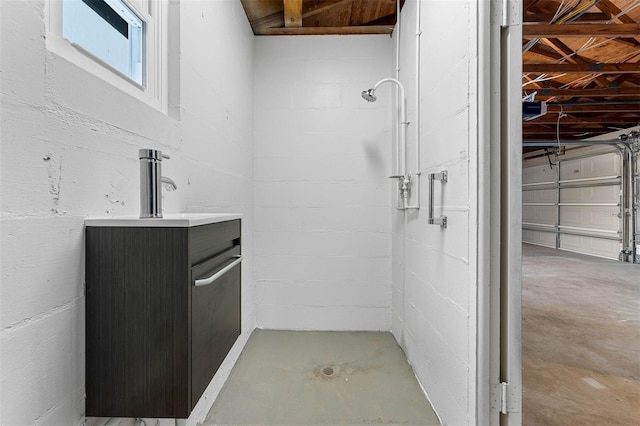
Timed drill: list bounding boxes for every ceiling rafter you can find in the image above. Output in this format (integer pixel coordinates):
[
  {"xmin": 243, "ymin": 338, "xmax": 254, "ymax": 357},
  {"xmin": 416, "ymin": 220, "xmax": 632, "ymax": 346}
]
[
  {"xmin": 284, "ymin": 0, "xmax": 303, "ymax": 28},
  {"xmin": 540, "ymin": 38, "xmax": 611, "ymax": 87},
  {"xmin": 522, "ymin": 23, "xmax": 640, "ymax": 37},
  {"xmin": 523, "ymin": 0, "xmax": 639, "ymax": 141},
  {"xmin": 525, "ymin": 114, "xmax": 640, "ymax": 124},
  {"xmin": 242, "ymin": 0, "xmax": 398, "ymax": 35},
  {"xmin": 523, "ymin": 63, "xmax": 640, "ymax": 73},
  {"xmin": 257, "ymin": 25, "xmax": 393, "ymax": 36},
  {"xmin": 545, "ymin": 103, "xmax": 640, "ymax": 113},
  {"xmin": 534, "ymin": 87, "xmax": 640, "ymax": 97},
  {"xmin": 524, "ymin": 12, "xmax": 610, "ymax": 22}
]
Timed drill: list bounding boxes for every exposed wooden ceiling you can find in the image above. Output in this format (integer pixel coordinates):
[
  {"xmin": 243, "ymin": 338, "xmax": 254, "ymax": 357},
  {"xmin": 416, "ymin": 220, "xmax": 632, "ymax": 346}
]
[
  {"xmin": 239, "ymin": 0, "xmax": 401, "ymax": 35},
  {"xmin": 240, "ymin": 0, "xmax": 640, "ymax": 141},
  {"xmin": 523, "ymin": 0, "xmax": 640, "ymax": 141}
]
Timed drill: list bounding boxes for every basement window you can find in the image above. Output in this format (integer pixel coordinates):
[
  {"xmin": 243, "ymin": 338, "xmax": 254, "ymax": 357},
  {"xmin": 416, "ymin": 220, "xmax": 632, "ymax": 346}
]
[
  {"xmin": 62, "ymin": 0, "xmax": 143, "ymax": 85},
  {"xmin": 45, "ymin": 0, "xmax": 167, "ymax": 112}
]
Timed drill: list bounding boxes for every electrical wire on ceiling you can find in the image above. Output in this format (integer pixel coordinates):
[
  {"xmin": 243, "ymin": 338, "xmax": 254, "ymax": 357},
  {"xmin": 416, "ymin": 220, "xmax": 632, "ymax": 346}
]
[
  {"xmin": 523, "ymin": 0, "xmax": 600, "ymax": 53},
  {"xmin": 522, "ymin": 72, "xmax": 568, "ymax": 88},
  {"xmin": 525, "ymin": 0, "xmax": 640, "ymax": 93},
  {"xmin": 552, "ymin": 0, "xmax": 640, "ymax": 63},
  {"xmin": 607, "ymin": 0, "xmax": 640, "ymax": 22}
]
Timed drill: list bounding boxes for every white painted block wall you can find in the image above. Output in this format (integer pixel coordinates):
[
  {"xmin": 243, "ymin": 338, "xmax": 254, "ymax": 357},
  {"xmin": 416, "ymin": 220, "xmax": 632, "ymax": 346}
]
[
  {"xmin": 0, "ymin": 1, "xmax": 255, "ymax": 424},
  {"xmin": 253, "ymin": 36, "xmax": 394, "ymax": 331},
  {"xmin": 392, "ymin": 1, "xmax": 479, "ymax": 424}
]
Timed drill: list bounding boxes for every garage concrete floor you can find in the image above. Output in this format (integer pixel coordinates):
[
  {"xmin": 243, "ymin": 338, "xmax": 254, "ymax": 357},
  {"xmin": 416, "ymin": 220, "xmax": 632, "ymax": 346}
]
[
  {"xmin": 203, "ymin": 329, "xmax": 440, "ymax": 425},
  {"xmin": 522, "ymin": 244, "xmax": 640, "ymax": 425}
]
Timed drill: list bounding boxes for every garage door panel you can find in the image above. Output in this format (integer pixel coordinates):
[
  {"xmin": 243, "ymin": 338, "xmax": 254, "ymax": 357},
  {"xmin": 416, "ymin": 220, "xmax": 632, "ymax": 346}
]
[
  {"xmin": 524, "ymin": 149, "xmax": 624, "ymax": 261},
  {"xmin": 523, "ymin": 164, "xmax": 556, "ymax": 183},
  {"xmin": 559, "ymin": 153, "xmax": 619, "ymax": 181},
  {"xmin": 523, "ymin": 188, "xmax": 556, "ymax": 203},
  {"xmin": 560, "ymin": 234, "xmax": 620, "ymax": 260},
  {"xmin": 560, "ymin": 185, "xmax": 619, "ymax": 203},
  {"xmin": 524, "ymin": 205, "xmax": 556, "ymax": 225},
  {"xmin": 560, "ymin": 206, "xmax": 619, "ymax": 231},
  {"xmin": 523, "ymin": 230, "xmax": 556, "ymax": 248}
]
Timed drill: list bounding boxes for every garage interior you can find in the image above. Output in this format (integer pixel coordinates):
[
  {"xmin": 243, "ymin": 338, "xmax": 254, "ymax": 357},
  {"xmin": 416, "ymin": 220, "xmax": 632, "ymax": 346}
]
[{"xmin": 522, "ymin": 0, "xmax": 639, "ymax": 424}]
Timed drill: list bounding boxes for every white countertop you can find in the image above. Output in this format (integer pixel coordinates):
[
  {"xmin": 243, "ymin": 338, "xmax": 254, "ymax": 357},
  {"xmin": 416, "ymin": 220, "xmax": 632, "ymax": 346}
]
[{"xmin": 84, "ymin": 213, "xmax": 242, "ymax": 227}]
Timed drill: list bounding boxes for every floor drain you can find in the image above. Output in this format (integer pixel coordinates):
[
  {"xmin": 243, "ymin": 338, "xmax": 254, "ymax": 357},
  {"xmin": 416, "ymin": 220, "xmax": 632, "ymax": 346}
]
[
  {"xmin": 315, "ymin": 364, "xmax": 339, "ymax": 380},
  {"xmin": 322, "ymin": 367, "xmax": 334, "ymax": 376}
]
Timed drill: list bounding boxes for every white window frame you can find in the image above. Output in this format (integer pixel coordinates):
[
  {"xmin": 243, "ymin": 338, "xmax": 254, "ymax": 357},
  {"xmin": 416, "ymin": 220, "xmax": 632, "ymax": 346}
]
[{"xmin": 45, "ymin": 0, "xmax": 168, "ymax": 113}]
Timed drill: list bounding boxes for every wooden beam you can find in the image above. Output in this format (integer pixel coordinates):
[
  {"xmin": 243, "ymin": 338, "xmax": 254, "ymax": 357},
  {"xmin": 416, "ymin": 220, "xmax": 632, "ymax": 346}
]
[
  {"xmin": 524, "ymin": 12, "xmax": 610, "ymax": 22},
  {"xmin": 251, "ymin": 11, "xmax": 285, "ymax": 32},
  {"xmin": 251, "ymin": 0, "xmax": 354, "ymax": 33},
  {"xmin": 304, "ymin": 0, "xmax": 354, "ymax": 19},
  {"xmin": 546, "ymin": 103, "xmax": 640, "ymax": 114},
  {"xmin": 523, "ymin": 63, "xmax": 640, "ymax": 74},
  {"xmin": 524, "ymin": 115, "xmax": 640, "ymax": 124},
  {"xmin": 256, "ymin": 25, "xmax": 394, "ymax": 35},
  {"xmin": 523, "ymin": 124, "xmax": 625, "ymax": 131},
  {"xmin": 284, "ymin": 0, "xmax": 303, "ymax": 27},
  {"xmin": 538, "ymin": 38, "xmax": 579, "ymax": 63},
  {"xmin": 534, "ymin": 87, "xmax": 640, "ymax": 98},
  {"xmin": 595, "ymin": 0, "xmax": 637, "ymax": 24},
  {"xmin": 522, "ymin": 23, "xmax": 640, "ymax": 38},
  {"xmin": 538, "ymin": 38, "xmax": 611, "ymax": 88}
]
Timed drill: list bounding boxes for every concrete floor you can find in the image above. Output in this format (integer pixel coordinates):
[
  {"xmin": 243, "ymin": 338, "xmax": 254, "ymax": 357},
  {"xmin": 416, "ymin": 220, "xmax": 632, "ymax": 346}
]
[
  {"xmin": 522, "ymin": 244, "xmax": 640, "ymax": 425},
  {"xmin": 203, "ymin": 329, "xmax": 440, "ymax": 425}
]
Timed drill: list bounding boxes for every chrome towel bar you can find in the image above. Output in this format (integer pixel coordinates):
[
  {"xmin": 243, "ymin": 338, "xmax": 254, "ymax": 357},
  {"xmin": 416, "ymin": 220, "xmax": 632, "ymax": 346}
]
[{"xmin": 194, "ymin": 255, "xmax": 242, "ymax": 287}]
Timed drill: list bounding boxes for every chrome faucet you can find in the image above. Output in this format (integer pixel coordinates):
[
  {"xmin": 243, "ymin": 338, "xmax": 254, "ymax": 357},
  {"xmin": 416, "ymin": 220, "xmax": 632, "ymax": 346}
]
[
  {"xmin": 139, "ymin": 149, "xmax": 177, "ymax": 218},
  {"xmin": 161, "ymin": 176, "xmax": 177, "ymax": 191}
]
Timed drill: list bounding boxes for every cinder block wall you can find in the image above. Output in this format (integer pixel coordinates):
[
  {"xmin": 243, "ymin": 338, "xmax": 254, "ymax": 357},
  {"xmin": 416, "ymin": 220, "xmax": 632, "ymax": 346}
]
[
  {"xmin": 253, "ymin": 36, "xmax": 394, "ymax": 331},
  {"xmin": 392, "ymin": 1, "xmax": 480, "ymax": 424},
  {"xmin": 0, "ymin": 1, "xmax": 255, "ymax": 424}
]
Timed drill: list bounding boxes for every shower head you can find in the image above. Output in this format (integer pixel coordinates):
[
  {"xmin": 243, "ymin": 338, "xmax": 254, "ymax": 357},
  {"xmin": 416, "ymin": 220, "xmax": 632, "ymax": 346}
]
[{"xmin": 361, "ymin": 89, "xmax": 377, "ymax": 103}]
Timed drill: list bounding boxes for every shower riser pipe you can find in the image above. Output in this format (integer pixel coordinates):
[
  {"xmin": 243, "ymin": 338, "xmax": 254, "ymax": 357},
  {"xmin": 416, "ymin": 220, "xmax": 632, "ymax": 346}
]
[{"xmin": 405, "ymin": 0, "xmax": 422, "ymax": 210}]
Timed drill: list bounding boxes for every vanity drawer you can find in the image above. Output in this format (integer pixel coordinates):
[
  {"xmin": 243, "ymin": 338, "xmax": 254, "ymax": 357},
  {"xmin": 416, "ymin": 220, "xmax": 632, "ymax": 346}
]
[{"xmin": 189, "ymin": 220, "xmax": 240, "ymax": 266}]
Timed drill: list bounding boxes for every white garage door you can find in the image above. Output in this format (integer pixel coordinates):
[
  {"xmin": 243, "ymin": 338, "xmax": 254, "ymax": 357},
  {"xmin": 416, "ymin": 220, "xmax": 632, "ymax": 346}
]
[{"xmin": 523, "ymin": 150, "xmax": 622, "ymax": 260}]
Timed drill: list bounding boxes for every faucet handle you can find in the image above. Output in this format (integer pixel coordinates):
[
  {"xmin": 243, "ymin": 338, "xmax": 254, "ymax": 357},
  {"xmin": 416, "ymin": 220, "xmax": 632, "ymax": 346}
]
[{"xmin": 162, "ymin": 153, "xmax": 171, "ymax": 160}]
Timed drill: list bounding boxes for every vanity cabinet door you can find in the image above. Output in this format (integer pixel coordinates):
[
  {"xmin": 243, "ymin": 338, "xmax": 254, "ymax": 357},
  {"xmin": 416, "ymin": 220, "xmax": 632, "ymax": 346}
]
[
  {"xmin": 190, "ymin": 246, "xmax": 241, "ymax": 409},
  {"xmin": 85, "ymin": 227, "xmax": 191, "ymax": 419}
]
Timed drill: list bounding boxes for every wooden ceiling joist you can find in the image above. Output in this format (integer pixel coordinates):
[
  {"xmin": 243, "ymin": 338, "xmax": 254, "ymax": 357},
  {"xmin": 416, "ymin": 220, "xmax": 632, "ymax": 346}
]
[
  {"xmin": 525, "ymin": 115, "xmax": 640, "ymax": 124},
  {"xmin": 545, "ymin": 103, "xmax": 640, "ymax": 113},
  {"xmin": 257, "ymin": 25, "xmax": 394, "ymax": 35},
  {"xmin": 595, "ymin": 0, "xmax": 637, "ymax": 24},
  {"xmin": 523, "ymin": 63, "xmax": 640, "ymax": 74},
  {"xmin": 522, "ymin": 23, "xmax": 640, "ymax": 37},
  {"xmin": 284, "ymin": 0, "xmax": 303, "ymax": 28},
  {"xmin": 535, "ymin": 87, "xmax": 640, "ymax": 98},
  {"xmin": 242, "ymin": 0, "xmax": 396, "ymax": 35},
  {"xmin": 524, "ymin": 12, "xmax": 610, "ymax": 22}
]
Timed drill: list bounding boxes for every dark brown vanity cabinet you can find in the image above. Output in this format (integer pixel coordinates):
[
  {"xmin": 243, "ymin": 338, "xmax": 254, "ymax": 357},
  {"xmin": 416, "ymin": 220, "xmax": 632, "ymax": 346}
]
[{"xmin": 85, "ymin": 219, "xmax": 241, "ymax": 419}]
